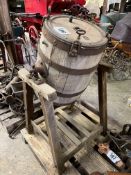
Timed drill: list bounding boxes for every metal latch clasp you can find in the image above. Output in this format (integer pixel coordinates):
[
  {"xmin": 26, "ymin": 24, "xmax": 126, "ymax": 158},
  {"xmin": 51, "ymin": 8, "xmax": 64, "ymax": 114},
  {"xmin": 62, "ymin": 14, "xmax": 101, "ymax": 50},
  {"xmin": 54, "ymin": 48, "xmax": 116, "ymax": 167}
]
[
  {"xmin": 69, "ymin": 29, "xmax": 86, "ymax": 57},
  {"xmin": 69, "ymin": 41, "xmax": 81, "ymax": 57}
]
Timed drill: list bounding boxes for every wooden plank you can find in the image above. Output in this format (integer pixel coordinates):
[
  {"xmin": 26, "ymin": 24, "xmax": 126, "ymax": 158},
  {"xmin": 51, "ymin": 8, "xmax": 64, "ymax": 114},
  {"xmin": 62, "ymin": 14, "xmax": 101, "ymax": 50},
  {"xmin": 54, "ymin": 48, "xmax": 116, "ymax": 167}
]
[
  {"xmin": 39, "ymin": 96, "xmax": 64, "ymax": 174},
  {"xmin": 55, "ymin": 108, "xmax": 90, "ymax": 137},
  {"xmin": 0, "ymin": 111, "xmax": 14, "ymax": 121},
  {"xmin": 77, "ymin": 148, "xmax": 115, "ymax": 173},
  {"xmin": 98, "ymin": 62, "xmax": 112, "ymax": 73},
  {"xmin": 59, "ymin": 119, "xmax": 81, "ymax": 139},
  {"xmin": 63, "ymin": 126, "xmax": 102, "ymax": 162},
  {"xmin": 63, "ymin": 137, "xmax": 87, "ymax": 162},
  {"xmin": 31, "ymin": 120, "xmax": 48, "ymax": 142},
  {"xmin": 119, "ymin": 0, "xmax": 126, "ymax": 13},
  {"xmin": 34, "ymin": 116, "xmax": 45, "ymax": 125},
  {"xmin": 81, "ymin": 100, "xmax": 99, "ymax": 116},
  {"xmin": 0, "ymin": 108, "xmax": 10, "ymax": 115},
  {"xmin": 102, "ymin": 0, "xmax": 108, "ymax": 14},
  {"xmin": 18, "ymin": 68, "xmax": 57, "ymax": 101},
  {"xmin": 75, "ymin": 103, "xmax": 100, "ymax": 123},
  {"xmin": 21, "ymin": 128, "xmax": 58, "ymax": 175},
  {"xmin": 23, "ymin": 82, "xmax": 34, "ymax": 134},
  {"xmin": 21, "ymin": 128, "xmax": 80, "ymax": 175},
  {"xmin": 57, "ymin": 120, "xmax": 81, "ymax": 146},
  {"xmin": 73, "ymin": 113, "xmax": 97, "ymax": 132},
  {"xmin": 0, "ymin": 0, "xmax": 18, "ymax": 64},
  {"xmin": 58, "ymin": 127, "xmax": 75, "ymax": 150},
  {"xmin": 98, "ymin": 66, "xmax": 108, "ymax": 134},
  {"xmin": 68, "ymin": 105, "xmax": 97, "ymax": 132}
]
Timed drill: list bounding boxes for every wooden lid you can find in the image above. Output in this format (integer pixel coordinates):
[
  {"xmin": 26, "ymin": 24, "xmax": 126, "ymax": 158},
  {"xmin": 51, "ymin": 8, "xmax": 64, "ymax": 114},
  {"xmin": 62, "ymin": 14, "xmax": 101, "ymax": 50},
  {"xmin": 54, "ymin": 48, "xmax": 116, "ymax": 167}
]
[{"xmin": 43, "ymin": 15, "xmax": 107, "ymax": 48}]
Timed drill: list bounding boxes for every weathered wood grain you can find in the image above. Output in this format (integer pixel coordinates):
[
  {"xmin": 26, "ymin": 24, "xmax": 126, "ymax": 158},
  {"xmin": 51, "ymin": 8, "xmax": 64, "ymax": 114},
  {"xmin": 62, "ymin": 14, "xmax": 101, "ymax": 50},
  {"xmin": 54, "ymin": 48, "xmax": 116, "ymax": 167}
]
[
  {"xmin": 38, "ymin": 31, "xmax": 104, "ymax": 105},
  {"xmin": 18, "ymin": 68, "xmax": 57, "ymax": 101}
]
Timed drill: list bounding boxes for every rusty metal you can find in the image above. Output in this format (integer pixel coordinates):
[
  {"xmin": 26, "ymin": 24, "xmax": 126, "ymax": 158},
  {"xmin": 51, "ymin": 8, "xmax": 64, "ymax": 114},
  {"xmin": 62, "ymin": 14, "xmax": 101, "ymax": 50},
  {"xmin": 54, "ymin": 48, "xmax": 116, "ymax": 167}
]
[
  {"xmin": 69, "ymin": 4, "xmax": 97, "ymax": 22},
  {"xmin": 69, "ymin": 40, "xmax": 81, "ymax": 57},
  {"xmin": 9, "ymin": 119, "xmax": 25, "ymax": 139},
  {"xmin": 102, "ymin": 40, "xmax": 131, "ymax": 81},
  {"xmin": 69, "ymin": 28, "xmax": 86, "ymax": 57},
  {"xmin": 6, "ymin": 96, "xmax": 24, "ymax": 116}
]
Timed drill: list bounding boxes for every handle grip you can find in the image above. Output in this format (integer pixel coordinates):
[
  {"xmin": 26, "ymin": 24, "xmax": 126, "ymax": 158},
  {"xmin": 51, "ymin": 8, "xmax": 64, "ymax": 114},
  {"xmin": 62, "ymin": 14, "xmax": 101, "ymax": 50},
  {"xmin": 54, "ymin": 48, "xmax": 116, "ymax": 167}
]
[{"xmin": 76, "ymin": 29, "xmax": 86, "ymax": 40}]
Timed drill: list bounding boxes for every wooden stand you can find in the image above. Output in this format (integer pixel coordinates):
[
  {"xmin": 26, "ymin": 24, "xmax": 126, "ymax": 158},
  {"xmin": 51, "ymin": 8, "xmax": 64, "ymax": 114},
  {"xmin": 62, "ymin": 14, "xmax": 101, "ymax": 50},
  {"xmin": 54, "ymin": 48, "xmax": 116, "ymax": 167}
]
[{"xmin": 19, "ymin": 63, "xmax": 112, "ymax": 175}]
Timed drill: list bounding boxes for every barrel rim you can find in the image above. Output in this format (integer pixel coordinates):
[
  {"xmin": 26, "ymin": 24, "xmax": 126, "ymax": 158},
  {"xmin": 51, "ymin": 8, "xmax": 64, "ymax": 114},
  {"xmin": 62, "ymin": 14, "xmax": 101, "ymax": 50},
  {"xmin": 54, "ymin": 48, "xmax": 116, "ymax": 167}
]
[{"xmin": 43, "ymin": 15, "xmax": 108, "ymax": 49}]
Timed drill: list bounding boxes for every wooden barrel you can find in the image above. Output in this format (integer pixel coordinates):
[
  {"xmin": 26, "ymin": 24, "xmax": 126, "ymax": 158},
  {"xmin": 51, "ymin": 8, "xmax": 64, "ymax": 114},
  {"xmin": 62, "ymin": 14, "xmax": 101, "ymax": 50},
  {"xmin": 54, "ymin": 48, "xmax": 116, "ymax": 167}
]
[{"xmin": 37, "ymin": 15, "xmax": 107, "ymax": 106}]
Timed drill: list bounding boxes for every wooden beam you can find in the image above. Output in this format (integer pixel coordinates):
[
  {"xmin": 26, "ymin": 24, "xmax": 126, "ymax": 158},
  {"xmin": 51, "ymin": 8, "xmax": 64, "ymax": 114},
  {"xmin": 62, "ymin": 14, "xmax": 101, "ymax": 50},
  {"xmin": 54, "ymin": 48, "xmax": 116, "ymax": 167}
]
[
  {"xmin": 98, "ymin": 62, "xmax": 113, "ymax": 73},
  {"xmin": 23, "ymin": 82, "xmax": 34, "ymax": 134},
  {"xmin": 119, "ymin": 0, "xmax": 126, "ymax": 13},
  {"xmin": 0, "ymin": 42, "xmax": 7, "ymax": 71},
  {"xmin": 75, "ymin": 103, "xmax": 100, "ymax": 124},
  {"xmin": 63, "ymin": 126, "xmax": 102, "ymax": 162},
  {"xmin": 39, "ymin": 96, "xmax": 64, "ymax": 175},
  {"xmin": 56, "ymin": 108, "xmax": 90, "ymax": 137},
  {"xmin": 21, "ymin": 129, "xmax": 58, "ymax": 175},
  {"xmin": 81, "ymin": 100, "xmax": 99, "ymax": 116},
  {"xmin": 18, "ymin": 68, "xmax": 57, "ymax": 101},
  {"xmin": 98, "ymin": 65, "xmax": 108, "ymax": 134},
  {"xmin": 0, "ymin": 0, "xmax": 12, "ymax": 35},
  {"xmin": 57, "ymin": 120, "xmax": 81, "ymax": 146},
  {"xmin": 102, "ymin": 0, "xmax": 108, "ymax": 14},
  {"xmin": 0, "ymin": 0, "xmax": 18, "ymax": 64}
]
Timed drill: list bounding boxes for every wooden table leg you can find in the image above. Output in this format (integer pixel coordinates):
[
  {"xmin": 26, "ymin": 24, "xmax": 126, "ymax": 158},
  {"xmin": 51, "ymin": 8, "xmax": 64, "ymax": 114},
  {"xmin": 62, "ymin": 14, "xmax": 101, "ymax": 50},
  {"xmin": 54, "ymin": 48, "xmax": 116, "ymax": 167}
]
[{"xmin": 23, "ymin": 82, "xmax": 34, "ymax": 134}]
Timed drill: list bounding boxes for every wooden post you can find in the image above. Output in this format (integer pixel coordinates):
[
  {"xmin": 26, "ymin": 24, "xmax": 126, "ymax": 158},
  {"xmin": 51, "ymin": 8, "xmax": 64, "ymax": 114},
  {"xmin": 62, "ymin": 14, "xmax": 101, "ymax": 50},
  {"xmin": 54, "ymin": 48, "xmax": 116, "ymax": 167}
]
[
  {"xmin": 39, "ymin": 96, "xmax": 64, "ymax": 174},
  {"xmin": 102, "ymin": 0, "xmax": 108, "ymax": 14},
  {"xmin": 97, "ymin": 63, "xmax": 112, "ymax": 134},
  {"xmin": 0, "ymin": 0, "xmax": 18, "ymax": 64},
  {"xmin": 19, "ymin": 69, "xmax": 64, "ymax": 174},
  {"xmin": 98, "ymin": 66, "xmax": 107, "ymax": 134},
  {"xmin": 23, "ymin": 82, "xmax": 34, "ymax": 134},
  {"xmin": 0, "ymin": 42, "xmax": 7, "ymax": 72},
  {"xmin": 119, "ymin": 0, "xmax": 126, "ymax": 13}
]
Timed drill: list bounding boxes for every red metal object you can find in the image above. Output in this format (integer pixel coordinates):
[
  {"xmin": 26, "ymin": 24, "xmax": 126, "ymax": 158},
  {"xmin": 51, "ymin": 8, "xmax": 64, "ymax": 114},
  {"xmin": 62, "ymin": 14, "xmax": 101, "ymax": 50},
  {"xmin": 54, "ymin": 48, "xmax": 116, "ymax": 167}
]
[
  {"xmin": 21, "ymin": 0, "xmax": 86, "ymax": 29},
  {"xmin": 24, "ymin": 0, "xmax": 85, "ymax": 15},
  {"xmin": 24, "ymin": 0, "xmax": 47, "ymax": 16},
  {"xmin": 20, "ymin": 0, "xmax": 85, "ymax": 51},
  {"xmin": 20, "ymin": 0, "xmax": 85, "ymax": 36}
]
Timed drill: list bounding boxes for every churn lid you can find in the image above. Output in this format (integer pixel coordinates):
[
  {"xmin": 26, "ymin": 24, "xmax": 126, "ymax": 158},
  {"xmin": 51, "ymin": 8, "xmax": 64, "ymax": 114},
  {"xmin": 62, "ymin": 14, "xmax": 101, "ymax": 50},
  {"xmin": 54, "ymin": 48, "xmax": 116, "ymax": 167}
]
[{"xmin": 43, "ymin": 15, "xmax": 107, "ymax": 55}]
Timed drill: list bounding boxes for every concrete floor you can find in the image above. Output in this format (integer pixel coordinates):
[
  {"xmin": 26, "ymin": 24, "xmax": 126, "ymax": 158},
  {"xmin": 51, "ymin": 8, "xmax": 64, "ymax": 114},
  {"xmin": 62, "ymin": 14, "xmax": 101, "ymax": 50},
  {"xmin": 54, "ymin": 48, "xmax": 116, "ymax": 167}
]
[
  {"xmin": 0, "ymin": 79, "xmax": 131, "ymax": 175},
  {"xmin": 82, "ymin": 79, "xmax": 131, "ymax": 130},
  {"xmin": 0, "ymin": 123, "xmax": 44, "ymax": 175}
]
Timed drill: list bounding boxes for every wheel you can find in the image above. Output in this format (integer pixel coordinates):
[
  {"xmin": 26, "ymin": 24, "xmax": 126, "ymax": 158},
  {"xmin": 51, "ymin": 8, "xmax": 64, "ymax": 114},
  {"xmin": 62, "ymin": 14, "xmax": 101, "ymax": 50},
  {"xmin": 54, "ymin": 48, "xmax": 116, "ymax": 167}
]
[{"xmin": 29, "ymin": 25, "xmax": 39, "ymax": 48}]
